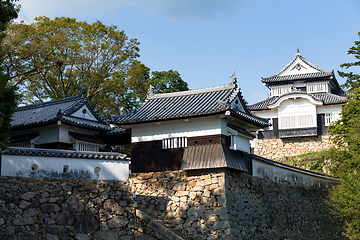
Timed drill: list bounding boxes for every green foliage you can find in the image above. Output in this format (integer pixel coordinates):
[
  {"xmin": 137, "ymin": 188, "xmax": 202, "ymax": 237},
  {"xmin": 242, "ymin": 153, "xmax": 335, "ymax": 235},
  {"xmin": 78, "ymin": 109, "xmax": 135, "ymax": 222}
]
[
  {"xmin": 2, "ymin": 16, "xmax": 141, "ymax": 117},
  {"xmin": 0, "ymin": 0, "xmax": 19, "ymax": 150},
  {"xmin": 150, "ymin": 70, "xmax": 189, "ymax": 93},
  {"xmin": 338, "ymin": 31, "xmax": 360, "ymax": 90},
  {"xmin": 327, "ymin": 31, "xmax": 360, "ymax": 239},
  {"xmin": 1, "ymin": 17, "xmax": 189, "ymax": 118},
  {"xmin": 0, "ymin": 80, "xmax": 17, "ymax": 150}
]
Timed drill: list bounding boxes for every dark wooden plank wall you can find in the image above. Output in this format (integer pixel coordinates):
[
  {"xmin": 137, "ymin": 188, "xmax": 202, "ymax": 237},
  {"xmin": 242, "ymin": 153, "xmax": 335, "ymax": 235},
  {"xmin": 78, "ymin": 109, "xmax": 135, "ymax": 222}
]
[{"xmin": 131, "ymin": 134, "xmax": 231, "ymax": 173}]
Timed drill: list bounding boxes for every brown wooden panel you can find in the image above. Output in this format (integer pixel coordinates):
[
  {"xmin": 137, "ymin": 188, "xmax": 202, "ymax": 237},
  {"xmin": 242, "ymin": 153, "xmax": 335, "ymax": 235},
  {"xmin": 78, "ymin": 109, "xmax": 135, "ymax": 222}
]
[
  {"xmin": 131, "ymin": 134, "xmax": 232, "ymax": 173},
  {"xmin": 131, "ymin": 141, "xmax": 184, "ymax": 173}
]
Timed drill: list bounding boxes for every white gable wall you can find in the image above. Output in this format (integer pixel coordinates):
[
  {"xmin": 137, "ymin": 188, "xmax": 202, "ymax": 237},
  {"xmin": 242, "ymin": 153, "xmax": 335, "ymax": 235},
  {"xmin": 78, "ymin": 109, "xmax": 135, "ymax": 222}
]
[
  {"xmin": 280, "ymin": 58, "xmax": 319, "ymax": 76},
  {"xmin": 71, "ymin": 105, "xmax": 98, "ymax": 121}
]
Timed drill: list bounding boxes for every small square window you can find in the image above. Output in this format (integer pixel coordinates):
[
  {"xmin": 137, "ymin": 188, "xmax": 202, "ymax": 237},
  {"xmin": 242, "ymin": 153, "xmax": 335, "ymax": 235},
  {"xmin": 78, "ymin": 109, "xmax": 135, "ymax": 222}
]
[{"xmin": 63, "ymin": 165, "xmax": 69, "ymax": 173}]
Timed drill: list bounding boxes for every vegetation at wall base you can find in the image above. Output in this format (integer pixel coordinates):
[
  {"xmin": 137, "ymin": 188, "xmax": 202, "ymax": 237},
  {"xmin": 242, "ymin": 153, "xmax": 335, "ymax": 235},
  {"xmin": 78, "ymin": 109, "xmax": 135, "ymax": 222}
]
[{"xmin": 277, "ymin": 150, "xmax": 332, "ymax": 175}]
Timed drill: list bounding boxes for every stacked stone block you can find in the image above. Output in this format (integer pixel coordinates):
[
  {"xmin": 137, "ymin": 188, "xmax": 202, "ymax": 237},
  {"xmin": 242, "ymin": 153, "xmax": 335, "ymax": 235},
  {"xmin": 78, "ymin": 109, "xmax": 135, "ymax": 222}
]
[
  {"xmin": 253, "ymin": 135, "xmax": 335, "ymax": 160},
  {"xmin": 130, "ymin": 168, "xmax": 345, "ymax": 240},
  {"xmin": 0, "ymin": 176, "xmax": 167, "ymax": 240}
]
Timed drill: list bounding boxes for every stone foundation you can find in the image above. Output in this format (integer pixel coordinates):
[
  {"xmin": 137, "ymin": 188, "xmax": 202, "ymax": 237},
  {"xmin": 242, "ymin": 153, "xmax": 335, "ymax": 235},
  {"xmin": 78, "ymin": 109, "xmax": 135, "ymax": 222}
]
[
  {"xmin": 0, "ymin": 176, "xmax": 170, "ymax": 240},
  {"xmin": 253, "ymin": 135, "xmax": 335, "ymax": 160},
  {"xmin": 130, "ymin": 168, "xmax": 345, "ymax": 240}
]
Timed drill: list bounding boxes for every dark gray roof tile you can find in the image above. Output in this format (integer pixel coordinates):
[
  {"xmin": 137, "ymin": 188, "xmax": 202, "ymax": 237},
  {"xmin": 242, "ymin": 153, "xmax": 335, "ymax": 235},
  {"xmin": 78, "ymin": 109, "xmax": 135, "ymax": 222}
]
[
  {"xmin": 68, "ymin": 132, "xmax": 104, "ymax": 144},
  {"xmin": 113, "ymin": 82, "xmax": 267, "ymax": 126},
  {"xmin": 248, "ymin": 92, "xmax": 346, "ymax": 111},
  {"xmin": 227, "ymin": 123, "xmax": 255, "ymax": 138},
  {"xmin": 12, "ymin": 94, "xmax": 110, "ymax": 131},
  {"xmin": 9, "ymin": 133, "xmax": 39, "ymax": 144},
  {"xmin": 2, "ymin": 147, "xmax": 127, "ymax": 160}
]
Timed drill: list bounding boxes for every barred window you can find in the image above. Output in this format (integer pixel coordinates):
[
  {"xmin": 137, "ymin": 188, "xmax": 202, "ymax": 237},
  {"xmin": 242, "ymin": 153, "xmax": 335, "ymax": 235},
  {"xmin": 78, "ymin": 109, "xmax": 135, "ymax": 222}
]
[{"xmin": 162, "ymin": 137, "xmax": 187, "ymax": 149}]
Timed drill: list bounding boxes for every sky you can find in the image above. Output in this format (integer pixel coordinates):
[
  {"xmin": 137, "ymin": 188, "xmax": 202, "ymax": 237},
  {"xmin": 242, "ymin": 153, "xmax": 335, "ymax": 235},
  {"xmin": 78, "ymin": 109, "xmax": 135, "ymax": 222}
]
[{"xmin": 16, "ymin": 0, "xmax": 360, "ymax": 104}]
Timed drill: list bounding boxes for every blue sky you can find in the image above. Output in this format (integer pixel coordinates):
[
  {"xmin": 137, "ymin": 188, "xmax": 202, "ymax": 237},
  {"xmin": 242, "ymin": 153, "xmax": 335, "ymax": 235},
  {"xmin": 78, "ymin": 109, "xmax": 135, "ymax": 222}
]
[{"xmin": 17, "ymin": 0, "xmax": 360, "ymax": 104}]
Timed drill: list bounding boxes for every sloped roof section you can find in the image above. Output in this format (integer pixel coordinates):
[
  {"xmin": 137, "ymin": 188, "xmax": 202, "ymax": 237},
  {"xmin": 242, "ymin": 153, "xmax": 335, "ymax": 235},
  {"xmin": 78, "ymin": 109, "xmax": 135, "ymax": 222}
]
[
  {"xmin": 11, "ymin": 93, "xmax": 111, "ymax": 131},
  {"xmin": 248, "ymin": 91, "xmax": 347, "ymax": 111},
  {"xmin": 2, "ymin": 147, "xmax": 127, "ymax": 160},
  {"xmin": 9, "ymin": 133, "xmax": 39, "ymax": 144},
  {"xmin": 181, "ymin": 143, "xmax": 250, "ymax": 173},
  {"xmin": 113, "ymin": 79, "xmax": 268, "ymax": 127},
  {"xmin": 262, "ymin": 51, "xmax": 338, "ymax": 87},
  {"xmin": 69, "ymin": 131, "xmax": 104, "ymax": 144}
]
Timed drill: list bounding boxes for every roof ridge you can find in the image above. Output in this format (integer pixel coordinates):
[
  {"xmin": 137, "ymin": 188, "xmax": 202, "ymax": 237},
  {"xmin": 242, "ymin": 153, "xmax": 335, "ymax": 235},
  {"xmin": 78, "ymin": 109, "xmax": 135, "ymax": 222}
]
[
  {"xmin": 262, "ymin": 71, "xmax": 333, "ymax": 82},
  {"xmin": 15, "ymin": 94, "xmax": 82, "ymax": 112},
  {"xmin": 270, "ymin": 52, "xmax": 330, "ymax": 78},
  {"xmin": 148, "ymin": 82, "xmax": 235, "ymax": 99}
]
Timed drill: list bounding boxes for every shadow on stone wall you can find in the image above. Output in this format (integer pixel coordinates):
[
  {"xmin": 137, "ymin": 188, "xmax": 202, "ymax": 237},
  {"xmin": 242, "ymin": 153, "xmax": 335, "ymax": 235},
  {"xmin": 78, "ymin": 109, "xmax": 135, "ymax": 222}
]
[
  {"xmin": 0, "ymin": 176, "xmax": 171, "ymax": 240},
  {"xmin": 130, "ymin": 168, "xmax": 346, "ymax": 240}
]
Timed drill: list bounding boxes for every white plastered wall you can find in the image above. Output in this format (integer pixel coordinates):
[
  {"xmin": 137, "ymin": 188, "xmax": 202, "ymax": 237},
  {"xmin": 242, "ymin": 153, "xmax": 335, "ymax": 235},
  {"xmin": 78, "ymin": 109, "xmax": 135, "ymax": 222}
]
[
  {"xmin": 316, "ymin": 105, "xmax": 343, "ymax": 114},
  {"xmin": 131, "ymin": 116, "xmax": 223, "ymax": 143},
  {"xmin": 1, "ymin": 154, "xmax": 129, "ymax": 180},
  {"xmin": 252, "ymin": 158, "xmax": 338, "ymax": 189},
  {"xmin": 278, "ymin": 98, "xmax": 317, "ymax": 129}
]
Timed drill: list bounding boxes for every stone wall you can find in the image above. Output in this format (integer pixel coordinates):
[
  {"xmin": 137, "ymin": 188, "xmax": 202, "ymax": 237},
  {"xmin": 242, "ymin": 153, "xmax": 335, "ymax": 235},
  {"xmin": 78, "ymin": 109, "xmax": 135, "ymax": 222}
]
[
  {"xmin": 253, "ymin": 135, "xmax": 335, "ymax": 160},
  {"xmin": 0, "ymin": 176, "xmax": 171, "ymax": 240},
  {"xmin": 130, "ymin": 168, "xmax": 345, "ymax": 240}
]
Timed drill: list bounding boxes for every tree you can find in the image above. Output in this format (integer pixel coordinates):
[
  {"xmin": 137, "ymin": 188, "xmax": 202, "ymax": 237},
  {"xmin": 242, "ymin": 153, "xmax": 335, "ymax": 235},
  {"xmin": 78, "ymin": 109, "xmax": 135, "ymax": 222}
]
[
  {"xmin": 150, "ymin": 70, "xmax": 188, "ymax": 93},
  {"xmin": 1, "ymin": 17, "xmax": 190, "ymax": 118},
  {"xmin": 1, "ymin": 16, "xmax": 140, "ymax": 117},
  {"xmin": 327, "ymin": 31, "xmax": 360, "ymax": 239},
  {"xmin": 0, "ymin": 0, "xmax": 19, "ymax": 151},
  {"xmin": 338, "ymin": 31, "xmax": 360, "ymax": 90}
]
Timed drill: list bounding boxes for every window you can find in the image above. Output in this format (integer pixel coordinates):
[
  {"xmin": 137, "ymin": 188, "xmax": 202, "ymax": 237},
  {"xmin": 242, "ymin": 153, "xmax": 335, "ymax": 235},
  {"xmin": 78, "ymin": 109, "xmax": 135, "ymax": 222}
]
[
  {"xmin": 270, "ymin": 85, "xmax": 292, "ymax": 97},
  {"xmin": 63, "ymin": 165, "xmax": 69, "ymax": 173},
  {"xmin": 325, "ymin": 112, "xmax": 341, "ymax": 126},
  {"xmin": 77, "ymin": 143, "xmax": 99, "ymax": 152},
  {"xmin": 280, "ymin": 115, "xmax": 313, "ymax": 129},
  {"xmin": 306, "ymin": 82, "xmax": 328, "ymax": 93},
  {"xmin": 162, "ymin": 137, "xmax": 187, "ymax": 149}
]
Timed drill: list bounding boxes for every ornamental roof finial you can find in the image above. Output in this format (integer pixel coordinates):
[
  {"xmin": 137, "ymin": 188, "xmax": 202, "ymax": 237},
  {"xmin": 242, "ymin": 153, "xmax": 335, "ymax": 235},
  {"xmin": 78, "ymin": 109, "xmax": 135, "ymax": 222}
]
[
  {"xmin": 147, "ymin": 85, "xmax": 154, "ymax": 98},
  {"xmin": 296, "ymin": 48, "xmax": 300, "ymax": 55},
  {"xmin": 229, "ymin": 72, "xmax": 237, "ymax": 86}
]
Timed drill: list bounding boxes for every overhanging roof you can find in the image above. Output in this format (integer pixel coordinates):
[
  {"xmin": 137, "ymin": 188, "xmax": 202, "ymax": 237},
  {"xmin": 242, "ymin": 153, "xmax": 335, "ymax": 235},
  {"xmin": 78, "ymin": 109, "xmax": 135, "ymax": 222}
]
[
  {"xmin": 248, "ymin": 91, "xmax": 346, "ymax": 111},
  {"xmin": 113, "ymin": 79, "xmax": 268, "ymax": 127},
  {"xmin": 11, "ymin": 92, "xmax": 111, "ymax": 131}
]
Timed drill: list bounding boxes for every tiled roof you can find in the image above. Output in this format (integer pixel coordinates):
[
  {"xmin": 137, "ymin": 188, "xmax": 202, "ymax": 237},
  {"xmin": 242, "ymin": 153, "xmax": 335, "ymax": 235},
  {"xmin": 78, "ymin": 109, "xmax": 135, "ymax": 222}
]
[
  {"xmin": 113, "ymin": 81, "xmax": 268, "ymax": 127},
  {"xmin": 68, "ymin": 132, "xmax": 104, "ymax": 144},
  {"xmin": 2, "ymin": 147, "xmax": 128, "ymax": 160},
  {"xmin": 9, "ymin": 133, "xmax": 39, "ymax": 144},
  {"xmin": 227, "ymin": 123, "xmax": 255, "ymax": 138},
  {"xmin": 262, "ymin": 71, "xmax": 334, "ymax": 83},
  {"xmin": 251, "ymin": 154, "xmax": 339, "ymax": 180},
  {"xmin": 181, "ymin": 143, "xmax": 250, "ymax": 173},
  {"xmin": 261, "ymin": 52, "xmax": 340, "ymax": 89},
  {"xmin": 248, "ymin": 91, "xmax": 346, "ymax": 111},
  {"xmin": 11, "ymin": 93, "xmax": 110, "ymax": 131},
  {"xmin": 102, "ymin": 127, "xmax": 128, "ymax": 135}
]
